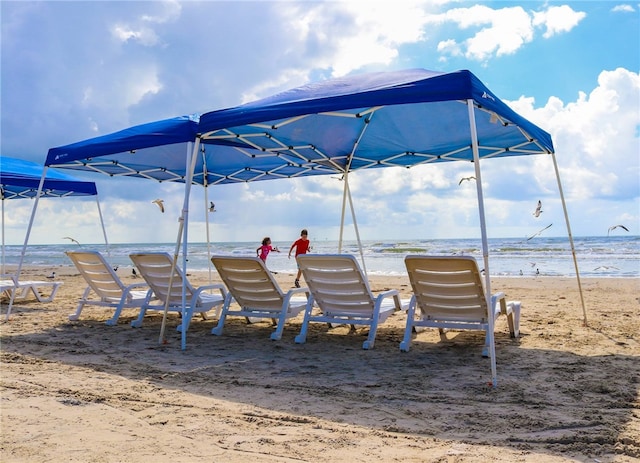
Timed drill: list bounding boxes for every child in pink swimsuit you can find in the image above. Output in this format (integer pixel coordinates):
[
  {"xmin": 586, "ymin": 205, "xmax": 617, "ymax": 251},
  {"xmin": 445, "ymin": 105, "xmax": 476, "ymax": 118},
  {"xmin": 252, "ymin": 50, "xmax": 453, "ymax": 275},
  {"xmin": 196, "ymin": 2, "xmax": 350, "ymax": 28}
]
[{"xmin": 257, "ymin": 237, "xmax": 280, "ymax": 262}]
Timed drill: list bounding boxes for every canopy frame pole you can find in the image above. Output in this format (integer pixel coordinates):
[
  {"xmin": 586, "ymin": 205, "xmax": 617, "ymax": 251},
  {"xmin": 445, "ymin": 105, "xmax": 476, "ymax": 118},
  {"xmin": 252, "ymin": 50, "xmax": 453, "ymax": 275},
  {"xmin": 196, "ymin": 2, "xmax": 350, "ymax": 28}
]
[
  {"xmin": 2, "ymin": 195, "xmax": 5, "ymax": 275},
  {"xmin": 202, "ymin": 147, "xmax": 214, "ymax": 286},
  {"xmin": 338, "ymin": 112, "xmax": 373, "ymax": 256},
  {"xmin": 467, "ymin": 100, "xmax": 497, "ymax": 388},
  {"xmin": 95, "ymin": 196, "xmax": 110, "ymax": 259},
  {"xmin": 551, "ymin": 151, "xmax": 587, "ymax": 325},
  {"xmin": 158, "ymin": 139, "xmax": 200, "ymax": 350},
  {"xmin": 1, "ymin": 194, "xmax": 14, "ymax": 308},
  {"xmin": 338, "ymin": 173, "xmax": 348, "ymax": 253},
  {"xmin": 345, "ymin": 178, "xmax": 367, "ymax": 276},
  {"xmin": 179, "ymin": 139, "xmax": 199, "ymax": 350},
  {"xmin": 5, "ymin": 168, "xmax": 48, "ymax": 321}
]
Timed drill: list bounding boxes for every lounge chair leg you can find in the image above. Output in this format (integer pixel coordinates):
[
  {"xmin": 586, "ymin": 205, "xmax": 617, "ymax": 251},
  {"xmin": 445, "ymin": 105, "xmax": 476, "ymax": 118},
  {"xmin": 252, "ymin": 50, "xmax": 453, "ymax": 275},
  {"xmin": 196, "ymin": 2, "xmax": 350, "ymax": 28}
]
[
  {"xmin": 400, "ymin": 299, "xmax": 417, "ymax": 352},
  {"xmin": 106, "ymin": 303, "xmax": 126, "ymax": 326},
  {"xmin": 68, "ymin": 302, "xmax": 85, "ymax": 321},
  {"xmin": 212, "ymin": 303, "xmax": 230, "ymax": 336},
  {"xmin": 509, "ymin": 301, "xmax": 521, "ymax": 338},
  {"xmin": 295, "ymin": 301, "xmax": 314, "ymax": 344},
  {"xmin": 69, "ymin": 288, "xmax": 92, "ymax": 321}
]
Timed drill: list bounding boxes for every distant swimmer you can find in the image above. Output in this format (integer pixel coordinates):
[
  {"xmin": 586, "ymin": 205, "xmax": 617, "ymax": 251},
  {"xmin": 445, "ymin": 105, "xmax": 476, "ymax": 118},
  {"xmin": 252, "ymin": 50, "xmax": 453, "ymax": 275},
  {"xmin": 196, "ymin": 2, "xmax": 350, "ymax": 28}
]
[
  {"xmin": 533, "ymin": 200, "xmax": 543, "ymax": 218},
  {"xmin": 152, "ymin": 199, "xmax": 165, "ymax": 213},
  {"xmin": 607, "ymin": 224, "xmax": 629, "ymax": 236}
]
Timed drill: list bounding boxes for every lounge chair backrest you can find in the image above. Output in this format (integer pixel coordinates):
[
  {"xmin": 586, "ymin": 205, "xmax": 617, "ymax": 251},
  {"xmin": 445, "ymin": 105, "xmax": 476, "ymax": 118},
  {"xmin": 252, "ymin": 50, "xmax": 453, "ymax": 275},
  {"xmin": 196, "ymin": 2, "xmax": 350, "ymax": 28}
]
[
  {"xmin": 211, "ymin": 256, "xmax": 284, "ymax": 310},
  {"xmin": 129, "ymin": 253, "xmax": 194, "ymax": 305},
  {"xmin": 66, "ymin": 251, "xmax": 126, "ymax": 299},
  {"xmin": 296, "ymin": 254, "xmax": 375, "ymax": 315},
  {"xmin": 404, "ymin": 255, "xmax": 488, "ymax": 323}
]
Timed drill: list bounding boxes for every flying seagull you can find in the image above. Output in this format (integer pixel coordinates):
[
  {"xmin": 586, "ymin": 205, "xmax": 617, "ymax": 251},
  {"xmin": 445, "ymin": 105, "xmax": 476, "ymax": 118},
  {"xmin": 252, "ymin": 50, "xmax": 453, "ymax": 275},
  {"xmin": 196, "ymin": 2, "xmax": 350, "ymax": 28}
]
[
  {"xmin": 607, "ymin": 224, "xmax": 629, "ymax": 236},
  {"xmin": 458, "ymin": 176, "xmax": 476, "ymax": 185},
  {"xmin": 63, "ymin": 236, "xmax": 80, "ymax": 245},
  {"xmin": 533, "ymin": 200, "xmax": 543, "ymax": 218},
  {"xmin": 526, "ymin": 223, "xmax": 552, "ymax": 241},
  {"xmin": 208, "ymin": 202, "xmax": 216, "ymax": 212},
  {"xmin": 152, "ymin": 199, "xmax": 165, "ymax": 213}
]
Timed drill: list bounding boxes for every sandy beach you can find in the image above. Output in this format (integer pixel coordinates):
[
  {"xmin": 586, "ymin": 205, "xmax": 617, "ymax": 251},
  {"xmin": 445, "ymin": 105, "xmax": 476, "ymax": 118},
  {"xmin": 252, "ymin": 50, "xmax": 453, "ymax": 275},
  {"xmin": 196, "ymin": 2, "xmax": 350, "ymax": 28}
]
[{"xmin": 1, "ymin": 265, "xmax": 638, "ymax": 462}]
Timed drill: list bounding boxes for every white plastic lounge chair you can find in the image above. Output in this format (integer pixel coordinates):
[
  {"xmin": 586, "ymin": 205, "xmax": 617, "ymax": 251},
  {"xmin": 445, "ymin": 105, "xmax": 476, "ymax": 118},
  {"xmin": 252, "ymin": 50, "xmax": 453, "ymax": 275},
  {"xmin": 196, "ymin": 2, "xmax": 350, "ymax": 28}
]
[
  {"xmin": 1, "ymin": 273, "xmax": 62, "ymax": 303},
  {"xmin": 400, "ymin": 255, "xmax": 521, "ymax": 385},
  {"xmin": 294, "ymin": 254, "xmax": 407, "ymax": 349},
  {"xmin": 210, "ymin": 256, "xmax": 309, "ymax": 340},
  {"xmin": 129, "ymin": 252, "xmax": 227, "ymax": 331},
  {"xmin": 66, "ymin": 251, "xmax": 152, "ymax": 325}
]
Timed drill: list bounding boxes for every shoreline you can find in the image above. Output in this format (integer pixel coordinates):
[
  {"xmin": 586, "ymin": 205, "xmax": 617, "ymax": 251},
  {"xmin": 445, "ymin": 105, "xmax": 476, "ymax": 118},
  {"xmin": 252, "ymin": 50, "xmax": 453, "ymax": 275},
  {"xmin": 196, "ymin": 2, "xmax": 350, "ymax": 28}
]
[{"xmin": 5, "ymin": 263, "xmax": 640, "ymax": 280}]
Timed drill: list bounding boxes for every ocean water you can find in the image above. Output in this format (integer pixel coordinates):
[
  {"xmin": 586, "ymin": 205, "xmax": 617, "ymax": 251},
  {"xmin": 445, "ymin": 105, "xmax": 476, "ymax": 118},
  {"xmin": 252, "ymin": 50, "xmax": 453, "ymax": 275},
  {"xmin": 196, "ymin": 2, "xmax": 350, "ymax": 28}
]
[{"xmin": 2, "ymin": 236, "xmax": 638, "ymax": 278}]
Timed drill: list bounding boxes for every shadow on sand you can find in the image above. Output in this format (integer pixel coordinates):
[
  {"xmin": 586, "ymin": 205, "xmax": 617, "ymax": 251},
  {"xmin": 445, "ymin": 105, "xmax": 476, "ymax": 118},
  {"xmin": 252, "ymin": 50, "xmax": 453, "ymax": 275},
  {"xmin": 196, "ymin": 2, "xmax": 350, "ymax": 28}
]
[{"xmin": 2, "ymin": 309, "xmax": 639, "ymax": 461}]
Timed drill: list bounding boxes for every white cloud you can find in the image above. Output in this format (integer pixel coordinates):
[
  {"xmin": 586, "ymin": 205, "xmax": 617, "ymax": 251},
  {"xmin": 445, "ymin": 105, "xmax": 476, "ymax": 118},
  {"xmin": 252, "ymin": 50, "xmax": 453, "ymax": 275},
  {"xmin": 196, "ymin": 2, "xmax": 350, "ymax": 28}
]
[
  {"xmin": 278, "ymin": 1, "xmax": 433, "ymax": 78},
  {"xmin": 111, "ymin": 24, "xmax": 160, "ymax": 46},
  {"xmin": 504, "ymin": 68, "xmax": 640, "ymax": 204},
  {"xmin": 110, "ymin": 0, "xmax": 181, "ymax": 46},
  {"xmin": 611, "ymin": 4, "xmax": 636, "ymax": 13},
  {"xmin": 141, "ymin": 0, "xmax": 182, "ymax": 24},
  {"xmin": 80, "ymin": 66, "xmax": 162, "ymax": 109},
  {"xmin": 432, "ymin": 4, "xmax": 585, "ymax": 61},
  {"xmin": 532, "ymin": 5, "xmax": 587, "ymax": 39},
  {"xmin": 429, "ymin": 5, "xmax": 534, "ymax": 61}
]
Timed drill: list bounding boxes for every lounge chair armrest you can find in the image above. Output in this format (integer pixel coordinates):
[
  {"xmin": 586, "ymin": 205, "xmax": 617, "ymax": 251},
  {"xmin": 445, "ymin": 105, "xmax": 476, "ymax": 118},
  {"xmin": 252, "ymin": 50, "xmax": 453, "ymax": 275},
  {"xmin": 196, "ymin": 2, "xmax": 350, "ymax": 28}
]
[
  {"xmin": 192, "ymin": 283, "xmax": 228, "ymax": 299},
  {"xmin": 490, "ymin": 292, "xmax": 508, "ymax": 315},
  {"xmin": 374, "ymin": 289, "xmax": 404, "ymax": 311},
  {"xmin": 125, "ymin": 282, "xmax": 151, "ymax": 291},
  {"xmin": 285, "ymin": 287, "xmax": 310, "ymax": 297},
  {"xmin": 119, "ymin": 282, "xmax": 151, "ymax": 300}
]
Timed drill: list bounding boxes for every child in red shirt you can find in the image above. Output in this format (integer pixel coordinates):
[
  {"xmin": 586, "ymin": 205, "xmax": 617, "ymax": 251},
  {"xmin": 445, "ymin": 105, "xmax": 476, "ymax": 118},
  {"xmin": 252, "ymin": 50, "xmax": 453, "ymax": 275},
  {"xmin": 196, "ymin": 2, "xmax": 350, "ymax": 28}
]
[{"xmin": 288, "ymin": 229, "xmax": 310, "ymax": 287}]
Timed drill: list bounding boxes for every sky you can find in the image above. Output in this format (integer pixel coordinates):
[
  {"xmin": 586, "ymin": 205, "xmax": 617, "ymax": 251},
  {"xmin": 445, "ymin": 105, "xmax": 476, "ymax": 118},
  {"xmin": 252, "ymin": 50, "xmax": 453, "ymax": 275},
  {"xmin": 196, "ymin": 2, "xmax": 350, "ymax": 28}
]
[{"xmin": 1, "ymin": 0, "xmax": 639, "ymax": 246}]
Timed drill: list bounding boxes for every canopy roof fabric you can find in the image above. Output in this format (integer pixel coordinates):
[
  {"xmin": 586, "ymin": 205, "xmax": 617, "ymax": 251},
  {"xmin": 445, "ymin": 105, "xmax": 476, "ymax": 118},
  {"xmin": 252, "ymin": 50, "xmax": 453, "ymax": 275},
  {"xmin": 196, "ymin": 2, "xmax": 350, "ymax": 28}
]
[
  {"xmin": 45, "ymin": 69, "xmax": 554, "ymax": 185},
  {"xmin": 1, "ymin": 156, "xmax": 97, "ymax": 199}
]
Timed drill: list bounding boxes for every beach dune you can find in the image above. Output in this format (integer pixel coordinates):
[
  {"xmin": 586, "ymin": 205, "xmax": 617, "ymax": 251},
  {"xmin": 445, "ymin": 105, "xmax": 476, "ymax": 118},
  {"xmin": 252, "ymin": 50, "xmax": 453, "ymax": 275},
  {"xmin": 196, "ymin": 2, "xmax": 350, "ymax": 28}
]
[{"xmin": 1, "ymin": 268, "xmax": 639, "ymax": 462}]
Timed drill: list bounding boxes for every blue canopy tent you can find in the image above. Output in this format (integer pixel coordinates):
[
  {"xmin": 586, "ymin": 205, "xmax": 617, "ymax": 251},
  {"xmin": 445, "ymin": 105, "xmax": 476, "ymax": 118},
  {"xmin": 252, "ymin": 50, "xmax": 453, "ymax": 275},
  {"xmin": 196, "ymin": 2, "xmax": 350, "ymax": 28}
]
[
  {"xmin": 44, "ymin": 69, "xmax": 584, "ymax": 384},
  {"xmin": 1, "ymin": 156, "xmax": 108, "ymax": 319},
  {"xmin": 1, "ymin": 156, "xmax": 98, "ymax": 199}
]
